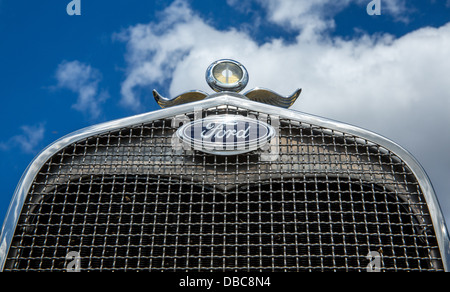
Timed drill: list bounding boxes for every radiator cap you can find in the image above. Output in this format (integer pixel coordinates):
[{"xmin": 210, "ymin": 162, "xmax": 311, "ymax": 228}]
[{"xmin": 153, "ymin": 59, "xmax": 301, "ymax": 109}]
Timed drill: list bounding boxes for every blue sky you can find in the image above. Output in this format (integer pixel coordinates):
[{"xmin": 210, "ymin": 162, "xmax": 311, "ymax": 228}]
[{"xmin": 1, "ymin": 0, "xmax": 450, "ymax": 226}]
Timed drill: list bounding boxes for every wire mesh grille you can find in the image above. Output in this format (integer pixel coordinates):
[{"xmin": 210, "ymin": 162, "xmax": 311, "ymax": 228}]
[{"xmin": 4, "ymin": 105, "xmax": 444, "ymax": 271}]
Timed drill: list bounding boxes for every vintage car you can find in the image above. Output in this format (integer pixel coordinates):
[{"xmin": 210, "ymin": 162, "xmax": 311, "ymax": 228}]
[{"xmin": 1, "ymin": 60, "xmax": 448, "ymax": 272}]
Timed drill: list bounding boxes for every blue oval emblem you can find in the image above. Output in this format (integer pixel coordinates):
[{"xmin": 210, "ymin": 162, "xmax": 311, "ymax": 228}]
[{"xmin": 176, "ymin": 115, "xmax": 275, "ymax": 155}]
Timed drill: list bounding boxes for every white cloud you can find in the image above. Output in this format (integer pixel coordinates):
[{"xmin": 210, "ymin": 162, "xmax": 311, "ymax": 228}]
[
  {"xmin": 254, "ymin": 0, "xmax": 348, "ymax": 35},
  {"xmin": 55, "ymin": 60, "xmax": 108, "ymax": 119},
  {"xmin": 0, "ymin": 123, "xmax": 46, "ymax": 154},
  {"xmin": 118, "ymin": 0, "xmax": 450, "ymax": 221},
  {"xmin": 227, "ymin": 0, "xmax": 409, "ymax": 37},
  {"xmin": 117, "ymin": 0, "xmax": 259, "ymax": 110}
]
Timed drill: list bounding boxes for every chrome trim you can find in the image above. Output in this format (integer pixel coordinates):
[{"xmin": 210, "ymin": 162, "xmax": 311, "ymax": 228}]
[
  {"xmin": 244, "ymin": 87, "xmax": 302, "ymax": 109},
  {"xmin": 1, "ymin": 93, "xmax": 449, "ymax": 271},
  {"xmin": 153, "ymin": 89, "xmax": 209, "ymax": 108},
  {"xmin": 154, "ymin": 87, "xmax": 302, "ymax": 109},
  {"xmin": 206, "ymin": 59, "xmax": 249, "ymax": 93}
]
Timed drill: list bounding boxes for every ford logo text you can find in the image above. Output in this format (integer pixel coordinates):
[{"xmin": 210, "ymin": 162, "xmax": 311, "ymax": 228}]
[{"xmin": 176, "ymin": 115, "xmax": 276, "ymax": 156}]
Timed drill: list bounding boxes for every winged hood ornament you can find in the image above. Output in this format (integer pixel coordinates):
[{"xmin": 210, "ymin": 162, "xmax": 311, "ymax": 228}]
[{"xmin": 153, "ymin": 59, "xmax": 302, "ymax": 109}]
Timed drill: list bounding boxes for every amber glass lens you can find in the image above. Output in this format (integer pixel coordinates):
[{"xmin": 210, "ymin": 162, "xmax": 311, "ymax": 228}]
[{"xmin": 213, "ymin": 62, "xmax": 243, "ymax": 85}]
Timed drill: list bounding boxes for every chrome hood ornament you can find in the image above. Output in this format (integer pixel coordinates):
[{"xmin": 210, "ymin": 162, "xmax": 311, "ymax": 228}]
[
  {"xmin": 153, "ymin": 59, "xmax": 302, "ymax": 109},
  {"xmin": 153, "ymin": 90, "xmax": 209, "ymax": 109}
]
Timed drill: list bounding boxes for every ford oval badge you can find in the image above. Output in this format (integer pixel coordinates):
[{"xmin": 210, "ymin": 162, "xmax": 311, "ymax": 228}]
[{"xmin": 176, "ymin": 115, "xmax": 276, "ymax": 156}]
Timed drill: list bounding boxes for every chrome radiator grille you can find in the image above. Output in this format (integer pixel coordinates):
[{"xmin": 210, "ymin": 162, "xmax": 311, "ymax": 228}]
[{"xmin": 3, "ymin": 105, "xmax": 444, "ymax": 271}]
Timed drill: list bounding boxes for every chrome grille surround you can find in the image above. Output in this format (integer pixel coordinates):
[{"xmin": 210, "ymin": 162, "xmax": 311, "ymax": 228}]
[{"xmin": 1, "ymin": 94, "xmax": 449, "ymax": 271}]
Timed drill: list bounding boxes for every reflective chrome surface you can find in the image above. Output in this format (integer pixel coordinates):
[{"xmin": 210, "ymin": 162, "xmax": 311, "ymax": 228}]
[
  {"xmin": 154, "ymin": 59, "xmax": 301, "ymax": 109},
  {"xmin": 1, "ymin": 93, "xmax": 449, "ymax": 271},
  {"xmin": 176, "ymin": 114, "xmax": 276, "ymax": 156},
  {"xmin": 154, "ymin": 88, "xmax": 302, "ymax": 109},
  {"xmin": 153, "ymin": 90, "xmax": 209, "ymax": 109},
  {"xmin": 206, "ymin": 59, "xmax": 249, "ymax": 93},
  {"xmin": 244, "ymin": 88, "xmax": 302, "ymax": 109}
]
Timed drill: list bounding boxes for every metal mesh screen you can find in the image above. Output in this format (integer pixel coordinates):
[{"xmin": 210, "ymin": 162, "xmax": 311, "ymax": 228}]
[{"xmin": 4, "ymin": 105, "xmax": 444, "ymax": 271}]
